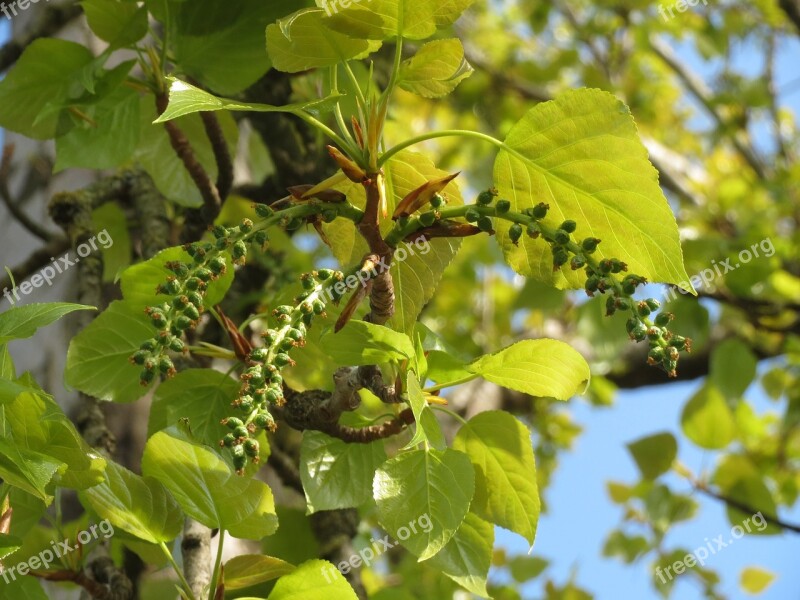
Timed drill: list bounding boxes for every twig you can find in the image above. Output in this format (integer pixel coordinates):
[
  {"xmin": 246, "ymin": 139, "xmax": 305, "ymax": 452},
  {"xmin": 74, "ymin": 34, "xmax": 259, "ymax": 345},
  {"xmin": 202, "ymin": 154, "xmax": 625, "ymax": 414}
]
[
  {"xmin": 649, "ymin": 36, "xmax": 767, "ymax": 179},
  {"xmin": 695, "ymin": 484, "xmax": 800, "ymax": 534},
  {"xmin": 0, "ymin": 145, "xmax": 55, "ymax": 240},
  {"xmin": 154, "ymin": 94, "xmax": 221, "ymax": 241},
  {"xmin": 199, "ymin": 112, "xmax": 234, "ymax": 202}
]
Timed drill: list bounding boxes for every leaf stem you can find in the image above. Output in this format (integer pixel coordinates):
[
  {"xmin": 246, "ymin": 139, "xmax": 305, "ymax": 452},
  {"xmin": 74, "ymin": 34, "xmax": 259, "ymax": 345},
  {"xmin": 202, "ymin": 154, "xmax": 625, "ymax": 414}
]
[
  {"xmin": 159, "ymin": 541, "xmax": 195, "ymax": 600},
  {"xmin": 290, "ymin": 109, "xmax": 353, "ymax": 154},
  {"xmin": 430, "ymin": 404, "xmax": 469, "ymax": 425},
  {"xmin": 207, "ymin": 529, "xmax": 225, "ymax": 600},
  {"xmin": 423, "ymin": 373, "xmax": 479, "ymax": 393},
  {"xmin": 379, "ymin": 129, "xmax": 505, "ymax": 167}
]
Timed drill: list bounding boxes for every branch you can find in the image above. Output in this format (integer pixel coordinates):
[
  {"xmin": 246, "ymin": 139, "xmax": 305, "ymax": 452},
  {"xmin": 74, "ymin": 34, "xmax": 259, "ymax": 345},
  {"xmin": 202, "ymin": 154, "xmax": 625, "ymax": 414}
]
[
  {"xmin": 0, "ymin": 145, "xmax": 55, "ymax": 240},
  {"xmin": 182, "ymin": 519, "xmax": 212, "ymax": 597},
  {"xmin": 649, "ymin": 36, "xmax": 767, "ymax": 179},
  {"xmin": 0, "ymin": 1, "xmax": 82, "ymax": 73},
  {"xmin": 200, "ymin": 111, "xmax": 234, "ymax": 202},
  {"xmin": 695, "ymin": 484, "xmax": 800, "ymax": 534},
  {"xmin": 154, "ymin": 94, "xmax": 221, "ymax": 241},
  {"xmin": 0, "ymin": 237, "xmax": 71, "ymax": 294}
]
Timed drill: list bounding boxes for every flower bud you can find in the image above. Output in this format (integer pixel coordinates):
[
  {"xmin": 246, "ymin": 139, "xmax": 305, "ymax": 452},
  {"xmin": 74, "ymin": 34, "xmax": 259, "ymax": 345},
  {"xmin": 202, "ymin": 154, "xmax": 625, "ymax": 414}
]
[
  {"xmin": 560, "ymin": 220, "xmax": 577, "ymax": 233},
  {"xmin": 495, "ymin": 199, "xmax": 511, "ymax": 214},
  {"xmin": 532, "ymin": 202, "xmax": 549, "ymax": 219}
]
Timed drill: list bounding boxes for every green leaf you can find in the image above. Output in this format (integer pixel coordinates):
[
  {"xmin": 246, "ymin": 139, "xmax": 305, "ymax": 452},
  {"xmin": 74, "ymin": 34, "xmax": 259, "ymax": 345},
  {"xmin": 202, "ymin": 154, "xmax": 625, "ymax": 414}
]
[
  {"xmin": 267, "ymin": 559, "xmax": 358, "ymax": 599},
  {"xmin": 373, "ymin": 448, "xmax": 474, "ymax": 561},
  {"xmin": 92, "ymin": 203, "xmax": 133, "ymax": 283},
  {"xmin": 452, "ymin": 411, "xmax": 540, "ymax": 544},
  {"xmin": 681, "ymin": 384, "xmax": 736, "ymax": 449},
  {"xmin": 493, "ymin": 88, "xmax": 691, "ymax": 290},
  {"xmin": 323, "ymin": 151, "xmax": 464, "ymax": 335},
  {"xmin": 710, "ymin": 339, "xmax": 757, "ymax": 400},
  {"xmin": 398, "ymin": 39, "xmax": 473, "ymax": 98},
  {"xmin": 120, "ymin": 247, "xmax": 234, "ymax": 310},
  {"xmin": 0, "ymin": 303, "xmax": 95, "ymax": 344},
  {"xmin": 403, "ymin": 372, "xmax": 442, "ymax": 450},
  {"xmin": 0, "ymin": 344, "xmax": 15, "ymax": 379},
  {"xmin": 148, "ymin": 369, "xmax": 268, "ymax": 474},
  {"xmin": 0, "ymin": 533, "xmax": 23, "ymax": 561},
  {"xmin": 55, "ymin": 85, "xmax": 141, "ymax": 172},
  {"xmin": 626, "ymin": 432, "xmax": 677, "ymax": 480},
  {"xmin": 224, "ymin": 554, "xmax": 296, "ymax": 590},
  {"xmin": 0, "ymin": 575, "xmax": 48, "ymax": 599},
  {"xmin": 508, "ymin": 555, "xmax": 549, "ymax": 582},
  {"xmin": 323, "ymin": 0, "xmax": 475, "ymax": 40},
  {"xmin": 300, "ymin": 431, "xmax": 386, "ymax": 513},
  {"xmin": 267, "ymin": 8, "xmax": 382, "ymax": 73},
  {"xmin": 1, "ymin": 382, "xmax": 106, "ymax": 490},
  {"xmin": 0, "ymin": 438, "xmax": 64, "ymax": 503},
  {"xmin": 154, "ymin": 77, "xmax": 343, "ymax": 123},
  {"xmin": 65, "ymin": 301, "xmax": 156, "ymax": 403},
  {"xmin": 425, "ymin": 511, "xmax": 493, "ymax": 597},
  {"xmin": 142, "ymin": 430, "xmax": 278, "ymax": 539},
  {"xmin": 170, "ymin": 0, "xmax": 306, "ymax": 95},
  {"xmin": 0, "ymin": 39, "xmax": 94, "ymax": 139},
  {"xmin": 80, "ymin": 461, "xmax": 183, "ymax": 544},
  {"xmin": 603, "ymin": 530, "xmax": 650, "ymax": 563},
  {"xmin": 467, "ymin": 339, "xmax": 590, "ymax": 400},
  {"xmin": 82, "ymin": 0, "xmax": 149, "ymax": 48},
  {"xmin": 319, "ymin": 320, "xmax": 415, "ymax": 366},
  {"xmin": 740, "ymin": 567, "xmax": 775, "ymax": 594}
]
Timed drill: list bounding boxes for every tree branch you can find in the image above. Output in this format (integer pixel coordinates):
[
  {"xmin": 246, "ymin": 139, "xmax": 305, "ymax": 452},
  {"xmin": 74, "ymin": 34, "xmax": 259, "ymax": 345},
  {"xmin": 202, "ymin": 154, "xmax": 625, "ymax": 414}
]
[
  {"xmin": 0, "ymin": 144, "xmax": 55, "ymax": 240},
  {"xmin": 695, "ymin": 484, "xmax": 800, "ymax": 534}
]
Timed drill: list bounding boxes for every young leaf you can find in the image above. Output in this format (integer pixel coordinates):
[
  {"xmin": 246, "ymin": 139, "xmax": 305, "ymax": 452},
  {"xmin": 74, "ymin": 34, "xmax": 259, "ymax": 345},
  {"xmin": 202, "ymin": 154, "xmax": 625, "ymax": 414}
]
[
  {"xmin": 80, "ymin": 461, "xmax": 183, "ymax": 544},
  {"xmin": 65, "ymin": 301, "xmax": 156, "ymax": 403},
  {"xmin": 467, "ymin": 339, "xmax": 590, "ymax": 400},
  {"xmin": 626, "ymin": 432, "xmax": 677, "ymax": 480},
  {"xmin": 493, "ymin": 88, "xmax": 691, "ymax": 290},
  {"xmin": 452, "ymin": 411, "xmax": 540, "ymax": 545},
  {"xmin": 740, "ymin": 567, "xmax": 776, "ymax": 594},
  {"xmin": 398, "ymin": 39, "xmax": 473, "ymax": 98},
  {"xmin": 373, "ymin": 448, "xmax": 474, "ymax": 561},
  {"xmin": 267, "ymin": 8, "xmax": 382, "ymax": 73},
  {"xmin": 710, "ymin": 339, "xmax": 757, "ymax": 401},
  {"xmin": 267, "ymin": 559, "xmax": 358, "ymax": 599},
  {"xmin": 0, "ymin": 439, "xmax": 64, "ymax": 503},
  {"xmin": 0, "ymin": 303, "xmax": 95, "ymax": 344},
  {"xmin": 403, "ymin": 373, "xmax": 444, "ymax": 450},
  {"xmin": 142, "ymin": 430, "xmax": 278, "ymax": 539},
  {"xmin": 300, "ymin": 431, "xmax": 387, "ymax": 513},
  {"xmin": 224, "ymin": 554, "xmax": 296, "ymax": 590},
  {"xmin": 323, "ymin": 0, "xmax": 475, "ymax": 41},
  {"xmin": 154, "ymin": 77, "xmax": 343, "ymax": 123},
  {"xmin": 319, "ymin": 320, "xmax": 415, "ymax": 365}
]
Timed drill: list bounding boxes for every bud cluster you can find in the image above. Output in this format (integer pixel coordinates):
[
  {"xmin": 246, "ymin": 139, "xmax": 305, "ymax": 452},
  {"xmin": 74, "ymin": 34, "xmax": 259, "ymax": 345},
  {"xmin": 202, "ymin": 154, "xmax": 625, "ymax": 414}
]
[
  {"xmin": 219, "ymin": 268, "xmax": 344, "ymax": 473},
  {"xmin": 129, "ymin": 217, "xmax": 269, "ymax": 386}
]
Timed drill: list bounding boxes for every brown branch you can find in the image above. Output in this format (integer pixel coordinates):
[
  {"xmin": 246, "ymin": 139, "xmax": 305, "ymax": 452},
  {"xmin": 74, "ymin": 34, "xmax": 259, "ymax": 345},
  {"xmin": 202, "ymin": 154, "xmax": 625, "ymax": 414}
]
[
  {"xmin": 695, "ymin": 484, "xmax": 800, "ymax": 534},
  {"xmin": 0, "ymin": 1, "xmax": 82, "ymax": 73},
  {"xmin": 319, "ymin": 409, "xmax": 415, "ymax": 443},
  {"xmin": 200, "ymin": 112, "xmax": 234, "ymax": 202},
  {"xmin": 359, "ymin": 177, "xmax": 394, "ymax": 325},
  {"xmin": 155, "ymin": 94, "xmax": 221, "ymax": 241},
  {"xmin": 0, "ymin": 145, "xmax": 54, "ymax": 240}
]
